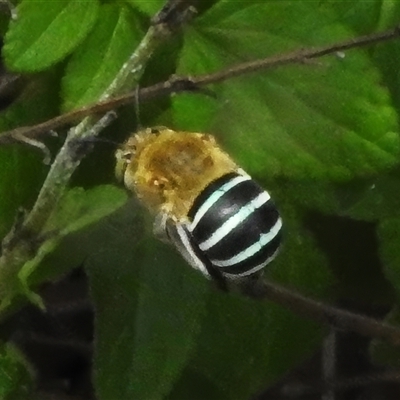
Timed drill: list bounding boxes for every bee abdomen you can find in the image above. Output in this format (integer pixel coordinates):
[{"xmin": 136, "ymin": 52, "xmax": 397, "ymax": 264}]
[{"xmin": 187, "ymin": 172, "xmax": 282, "ymax": 278}]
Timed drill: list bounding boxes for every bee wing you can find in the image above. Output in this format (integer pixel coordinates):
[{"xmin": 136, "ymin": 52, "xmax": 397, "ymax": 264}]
[
  {"xmin": 153, "ymin": 213, "xmax": 261, "ymax": 294},
  {"xmin": 155, "ymin": 214, "xmax": 211, "ymax": 278},
  {"xmin": 153, "ymin": 212, "xmax": 172, "ymax": 244},
  {"xmin": 154, "ymin": 212, "xmax": 224, "ymax": 280}
]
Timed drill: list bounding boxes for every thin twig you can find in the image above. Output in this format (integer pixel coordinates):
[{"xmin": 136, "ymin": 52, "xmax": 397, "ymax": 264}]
[
  {"xmin": 13, "ymin": 133, "xmax": 52, "ymax": 165},
  {"xmin": 194, "ymin": 24, "xmax": 400, "ymax": 85},
  {"xmin": 273, "ymin": 369, "xmax": 400, "ymax": 398},
  {"xmin": 246, "ymin": 279, "xmax": 400, "ymax": 347},
  {"xmin": 0, "ymin": 24, "xmax": 399, "ymax": 145}
]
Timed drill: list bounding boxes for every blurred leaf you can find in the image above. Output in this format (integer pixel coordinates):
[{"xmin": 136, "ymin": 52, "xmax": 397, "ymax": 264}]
[
  {"xmin": 3, "ymin": 0, "xmax": 99, "ymax": 72},
  {"xmin": 0, "ymin": 72, "xmax": 61, "ymax": 239},
  {"xmin": 171, "ymin": 93, "xmax": 218, "ymax": 132},
  {"xmin": 0, "ymin": 9, "xmax": 10, "ymax": 38},
  {"xmin": 270, "ymin": 203, "xmax": 334, "ymax": 298},
  {"xmin": 128, "ymin": 0, "xmax": 164, "ymax": 16},
  {"xmin": 272, "ymin": 167, "xmax": 400, "ymax": 222},
  {"xmin": 175, "ymin": 1, "xmax": 399, "ymax": 181},
  {"xmin": 62, "ymin": 4, "xmax": 142, "ymax": 111},
  {"xmin": 16, "ymin": 185, "xmax": 127, "ymax": 308},
  {"xmin": 86, "ymin": 205, "xmax": 209, "ymax": 400},
  {"xmin": 0, "ymin": 342, "xmax": 33, "ymax": 400},
  {"xmin": 305, "ymin": 213, "xmax": 394, "ymax": 304},
  {"xmin": 319, "ymin": 0, "xmax": 381, "ymax": 34},
  {"xmin": 43, "ymin": 185, "xmax": 127, "ymax": 235},
  {"xmin": 268, "ymin": 177, "xmax": 343, "ymax": 216},
  {"xmin": 372, "ymin": 2, "xmax": 400, "ymax": 112},
  {"xmin": 168, "ymin": 369, "xmax": 229, "ymax": 400},
  {"xmin": 0, "ymin": 147, "xmax": 45, "ymax": 240},
  {"xmin": 127, "ymin": 0, "xmax": 218, "ymax": 19},
  {"xmin": 269, "ymin": 165, "xmax": 400, "ymax": 222},
  {"xmin": 189, "ymin": 295, "xmax": 323, "ymax": 400},
  {"xmin": 0, "ymin": 76, "xmax": 63, "ymax": 312},
  {"xmin": 0, "ymin": 70, "xmax": 61, "ymax": 133},
  {"xmin": 339, "ymin": 167, "xmax": 400, "ymax": 221}
]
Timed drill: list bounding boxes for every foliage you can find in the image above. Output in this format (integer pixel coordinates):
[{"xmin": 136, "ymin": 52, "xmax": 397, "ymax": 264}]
[{"xmin": 0, "ymin": 0, "xmax": 400, "ymax": 399}]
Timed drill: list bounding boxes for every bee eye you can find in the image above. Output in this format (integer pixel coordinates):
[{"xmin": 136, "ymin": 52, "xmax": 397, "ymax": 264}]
[
  {"xmin": 153, "ymin": 177, "xmax": 167, "ymax": 189},
  {"xmin": 122, "ymin": 150, "xmax": 134, "ymax": 162}
]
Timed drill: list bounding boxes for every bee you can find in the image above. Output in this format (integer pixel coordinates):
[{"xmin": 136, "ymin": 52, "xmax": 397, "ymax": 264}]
[{"xmin": 115, "ymin": 127, "xmax": 282, "ymax": 289}]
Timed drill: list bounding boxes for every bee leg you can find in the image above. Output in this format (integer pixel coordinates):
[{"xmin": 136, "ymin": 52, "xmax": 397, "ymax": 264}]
[
  {"xmin": 155, "ymin": 215, "xmax": 229, "ymax": 292},
  {"xmin": 153, "ymin": 212, "xmax": 171, "ymax": 244},
  {"xmin": 185, "ymin": 239, "xmax": 228, "ymax": 292}
]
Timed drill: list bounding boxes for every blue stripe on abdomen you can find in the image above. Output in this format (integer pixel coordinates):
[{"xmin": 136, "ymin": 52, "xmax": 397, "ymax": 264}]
[
  {"xmin": 205, "ymin": 199, "xmax": 280, "ymax": 260},
  {"xmin": 189, "ymin": 176, "xmax": 262, "ymax": 243},
  {"xmin": 211, "ymin": 218, "xmax": 282, "ymax": 276}
]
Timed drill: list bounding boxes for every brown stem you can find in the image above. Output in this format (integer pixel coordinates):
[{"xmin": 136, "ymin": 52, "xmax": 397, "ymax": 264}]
[
  {"xmin": 260, "ymin": 370, "xmax": 400, "ymax": 398},
  {"xmin": 246, "ymin": 279, "xmax": 400, "ymax": 347},
  {"xmin": 195, "ymin": 25, "xmax": 400, "ymax": 85}
]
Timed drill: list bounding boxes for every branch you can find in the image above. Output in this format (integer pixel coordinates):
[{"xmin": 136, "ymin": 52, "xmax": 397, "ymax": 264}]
[
  {"xmin": 244, "ymin": 279, "xmax": 400, "ymax": 347},
  {"xmin": 0, "ymin": 24, "xmax": 399, "ymax": 145},
  {"xmin": 194, "ymin": 24, "xmax": 400, "ymax": 85},
  {"xmin": 260, "ymin": 369, "xmax": 400, "ymax": 397}
]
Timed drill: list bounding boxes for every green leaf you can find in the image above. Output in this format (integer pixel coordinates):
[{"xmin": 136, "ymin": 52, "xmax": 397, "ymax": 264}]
[
  {"xmin": 87, "ymin": 206, "xmax": 209, "ymax": 400},
  {"xmin": 0, "ymin": 342, "xmax": 33, "ymax": 399},
  {"xmin": 62, "ymin": 4, "xmax": 142, "ymax": 111},
  {"xmin": 0, "ymin": 147, "xmax": 48, "ymax": 312},
  {"xmin": 0, "ymin": 71, "xmax": 62, "ymax": 239},
  {"xmin": 3, "ymin": 0, "xmax": 99, "ymax": 72},
  {"xmin": 190, "ymin": 295, "xmax": 323, "ymax": 400},
  {"xmin": 271, "ymin": 166, "xmax": 400, "ymax": 222},
  {"xmin": 375, "ymin": 0, "xmax": 400, "ymax": 32},
  {"xmin": 338, "ymin": 167, "xmax": 400, "ymax": 221},
  {"xmin": 319, "ymin": 0, "xmax": 382, "ymax": 34},
  {"xmin": 43, "ymin": 185, "xmax": 127, "ymax": 236},
  {"xmin": 13, "ymin": 185, "xmax": 127, "ymax": 310},
  {"xmin": 372, "ymin": 2, "xmax": 400, "ymax": 112},
  {"xmin": 127, "ymin": 0, "xmax": 164, "ymax": 16},
  {"xmin": 0, "ymin": 9, "xmax": 10, "ymax": 38},
  {"xmin": 172, "ymin": 93, "xmax": 218, "ymax": 132},
  {"xmin": 0, "ymin": 147, "xmax": 46, "ymax": 240},
  {"xmin": 168, "ymin": 369, "xmax": 229, "ymax": 400},
  {"xmin": 270, "ymin": 204, "xmax": 334, "ymax": 298},
  {"xmin": 175, "ymin": 1, "xmax": 399, "ymax": 181}
]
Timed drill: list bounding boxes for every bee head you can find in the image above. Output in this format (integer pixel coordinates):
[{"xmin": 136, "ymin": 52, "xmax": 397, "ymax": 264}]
[
  {"xmin": 115, "ymin": 131, "xmax": 141, "ymax": 186},
  {"xmin": 115, "ymin": 149, "xmax": 132, "ymax": 184},
  {"xmin": 115, "ymin": 126, "xmax": 170, "ymax": 185}
]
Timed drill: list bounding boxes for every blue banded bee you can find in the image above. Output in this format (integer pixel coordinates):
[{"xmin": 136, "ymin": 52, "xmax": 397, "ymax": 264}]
[{"xmin": 115, "ymin": 127, "xmax": 282, "ymax": 288}]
